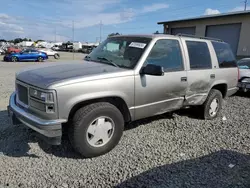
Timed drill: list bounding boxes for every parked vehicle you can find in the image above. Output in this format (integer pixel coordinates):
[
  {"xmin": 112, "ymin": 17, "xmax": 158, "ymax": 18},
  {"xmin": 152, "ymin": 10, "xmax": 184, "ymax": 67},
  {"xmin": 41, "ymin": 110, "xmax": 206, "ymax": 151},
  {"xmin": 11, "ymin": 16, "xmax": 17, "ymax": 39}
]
[
  {"xmin": 7, "ymin": 46, "xmax": 21, "ymax": 54},
  {"xmin": 52, "ymin": 45, "xmax": 60, "ymax": 51},
  {"xmin": 0, "ymin": 49, "xmax": 4, "ymax": 55},
  {"xmin": 3, "ymin": 49, "xmax": 48, "ymax": 62},
  {"xmin": 8, "ymin": 34, "xmax": 238, "ymax": 158},
  {"xmin": 38, "ymin": 48, "xmax": 60, "ymax": 59},
  {"xmin": 237, "ymin": 58, "xmax": 250, "ymax": 92},
  {"xmin": 81, "ymin": 44, "xmax": 96, "ymax": 54}
]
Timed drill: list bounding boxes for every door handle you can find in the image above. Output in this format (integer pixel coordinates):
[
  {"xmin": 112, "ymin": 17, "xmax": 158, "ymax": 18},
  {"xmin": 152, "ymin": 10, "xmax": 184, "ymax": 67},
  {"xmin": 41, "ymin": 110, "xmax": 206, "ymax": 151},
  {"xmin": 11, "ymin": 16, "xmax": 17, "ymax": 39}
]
[
  {"xmin": 210, "ymin": 74, "xmax": 215, "ymax": 79},
  {"xmin": 181, "ymin": 77, "xmax": 187, "ymax": 82}
]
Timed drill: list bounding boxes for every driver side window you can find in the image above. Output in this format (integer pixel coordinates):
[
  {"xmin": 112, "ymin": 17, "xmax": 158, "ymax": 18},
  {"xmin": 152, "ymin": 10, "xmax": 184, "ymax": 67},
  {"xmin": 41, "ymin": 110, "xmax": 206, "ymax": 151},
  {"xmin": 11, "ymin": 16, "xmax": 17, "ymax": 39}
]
[{"xmin": 145, "ymin": 39, "xmax": 184, "ymax": 72}]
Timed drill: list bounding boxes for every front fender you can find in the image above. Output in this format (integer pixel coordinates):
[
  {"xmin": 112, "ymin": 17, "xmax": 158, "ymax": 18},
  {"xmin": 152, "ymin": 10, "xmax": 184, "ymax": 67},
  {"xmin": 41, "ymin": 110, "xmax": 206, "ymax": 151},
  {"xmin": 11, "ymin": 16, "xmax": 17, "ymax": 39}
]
[{"xmin": 59, "ymin": 91, "xmax": 133, "ymax": 120}]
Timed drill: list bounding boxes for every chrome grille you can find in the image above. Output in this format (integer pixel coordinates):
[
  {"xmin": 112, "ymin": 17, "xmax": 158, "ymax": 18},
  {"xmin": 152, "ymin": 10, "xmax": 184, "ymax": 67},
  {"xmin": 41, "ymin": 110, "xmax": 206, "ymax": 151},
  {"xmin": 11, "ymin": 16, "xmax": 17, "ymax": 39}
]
[{"xmin": 17, "ymin": 84, "xmax": 28, "ymax": 105}]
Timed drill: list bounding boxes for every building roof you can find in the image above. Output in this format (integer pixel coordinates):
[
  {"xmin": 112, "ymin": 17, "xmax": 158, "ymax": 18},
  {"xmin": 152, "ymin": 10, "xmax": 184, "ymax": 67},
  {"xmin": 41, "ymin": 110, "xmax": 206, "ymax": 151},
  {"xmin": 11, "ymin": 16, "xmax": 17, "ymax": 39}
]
[{"xmin": 158, "ymin": 10, "xmax": 250, "ymax": 24}]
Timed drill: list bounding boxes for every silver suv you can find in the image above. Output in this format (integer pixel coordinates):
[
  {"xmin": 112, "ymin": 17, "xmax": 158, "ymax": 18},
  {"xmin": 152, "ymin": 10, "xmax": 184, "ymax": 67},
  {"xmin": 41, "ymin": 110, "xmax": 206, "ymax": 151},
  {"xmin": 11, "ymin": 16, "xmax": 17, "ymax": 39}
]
[{"xmin": 8, "ymin": 34, "xmax": 239, "ymax": 157}]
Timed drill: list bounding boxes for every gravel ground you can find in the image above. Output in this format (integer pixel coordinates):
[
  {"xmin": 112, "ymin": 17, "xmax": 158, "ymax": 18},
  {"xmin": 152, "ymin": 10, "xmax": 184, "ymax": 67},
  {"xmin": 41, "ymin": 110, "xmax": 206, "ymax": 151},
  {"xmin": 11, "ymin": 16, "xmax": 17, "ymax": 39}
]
[{"xmin": 0, "ymin": 61, "xmax": 250, "ymax": 188}]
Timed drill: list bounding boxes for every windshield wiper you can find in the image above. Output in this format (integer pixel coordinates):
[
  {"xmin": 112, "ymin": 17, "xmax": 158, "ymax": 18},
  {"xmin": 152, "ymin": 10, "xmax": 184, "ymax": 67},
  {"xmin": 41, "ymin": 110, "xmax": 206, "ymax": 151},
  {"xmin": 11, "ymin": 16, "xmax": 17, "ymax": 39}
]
[{"xmin": 97, "ymin": 57, "xmax": 119, "ymax": 68}]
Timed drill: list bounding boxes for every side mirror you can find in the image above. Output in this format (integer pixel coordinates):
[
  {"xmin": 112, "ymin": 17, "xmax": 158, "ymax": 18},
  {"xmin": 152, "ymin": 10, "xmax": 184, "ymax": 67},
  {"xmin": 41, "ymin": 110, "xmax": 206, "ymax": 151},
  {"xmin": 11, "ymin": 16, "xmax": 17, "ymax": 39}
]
[{"xmin": 140, "ymin": 64, "xmax": 164, "ymax": 76}]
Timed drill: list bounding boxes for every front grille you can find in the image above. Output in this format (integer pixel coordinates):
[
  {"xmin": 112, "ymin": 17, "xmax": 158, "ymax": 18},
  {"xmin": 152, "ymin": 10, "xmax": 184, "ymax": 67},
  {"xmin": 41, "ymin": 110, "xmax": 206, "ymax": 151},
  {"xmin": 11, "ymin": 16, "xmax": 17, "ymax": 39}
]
[{"xmin": 17, "ymin": 84, "xmax": 28, "ymax": 105}]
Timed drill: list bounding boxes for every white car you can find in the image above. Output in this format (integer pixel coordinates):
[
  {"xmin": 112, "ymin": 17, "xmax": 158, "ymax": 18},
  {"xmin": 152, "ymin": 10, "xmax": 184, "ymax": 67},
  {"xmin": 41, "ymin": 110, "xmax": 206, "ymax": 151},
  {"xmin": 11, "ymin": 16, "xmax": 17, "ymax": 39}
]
[
  {"xmin": 237, "ymin": 58, "xmax": 250, "ymax": 92},
  {"xmin": 0, "ymin": 49, "xmax": 5, "ymax": 55},
  {"xmin": 38, "ymin": 48, "xmax": 60, "ymax": 59}
]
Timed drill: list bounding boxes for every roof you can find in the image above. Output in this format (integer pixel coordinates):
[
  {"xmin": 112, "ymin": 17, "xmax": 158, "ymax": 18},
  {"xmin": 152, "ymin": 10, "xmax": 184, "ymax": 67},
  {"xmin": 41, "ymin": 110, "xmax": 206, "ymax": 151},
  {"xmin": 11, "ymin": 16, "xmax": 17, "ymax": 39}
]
[
  {"xmin": 158, "ymin": 10, "xmax": 250, "ymax": 24},
  {"xmin": 107, "ymin": 33, "xmax": 225, "ymax": 42}
]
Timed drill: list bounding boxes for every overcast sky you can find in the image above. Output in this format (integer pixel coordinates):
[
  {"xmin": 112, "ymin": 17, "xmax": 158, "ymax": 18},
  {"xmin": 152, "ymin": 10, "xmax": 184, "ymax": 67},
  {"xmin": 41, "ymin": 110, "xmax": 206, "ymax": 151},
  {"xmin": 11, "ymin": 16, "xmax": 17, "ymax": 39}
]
[{"xmin": 0, "ymin": 0, "xmax": 249, "ymax": 42}]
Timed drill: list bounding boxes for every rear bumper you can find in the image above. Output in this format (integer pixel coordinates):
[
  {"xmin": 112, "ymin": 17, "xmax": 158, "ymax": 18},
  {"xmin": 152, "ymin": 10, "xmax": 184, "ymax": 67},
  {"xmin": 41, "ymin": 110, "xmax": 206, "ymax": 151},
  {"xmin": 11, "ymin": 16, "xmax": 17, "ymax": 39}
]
[
  {"xmin": 8, "ymin": 92, "xmax": 67, "ymax": 145},
  {"xmin": 3, "ymin": 56, "xmax": 10, "ymax": 61}
]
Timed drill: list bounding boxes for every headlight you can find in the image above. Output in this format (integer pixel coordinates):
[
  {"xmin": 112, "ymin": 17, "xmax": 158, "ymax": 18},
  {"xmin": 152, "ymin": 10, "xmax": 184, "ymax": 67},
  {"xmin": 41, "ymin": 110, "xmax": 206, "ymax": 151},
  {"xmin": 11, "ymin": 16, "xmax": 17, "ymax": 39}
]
[
  {"xmin": 29, "ymin": 88, "xmax": 54, "ymax": 103},
  {"xmin": 241, "ymin": 78, "xmax": 250, "ymax": 83}
]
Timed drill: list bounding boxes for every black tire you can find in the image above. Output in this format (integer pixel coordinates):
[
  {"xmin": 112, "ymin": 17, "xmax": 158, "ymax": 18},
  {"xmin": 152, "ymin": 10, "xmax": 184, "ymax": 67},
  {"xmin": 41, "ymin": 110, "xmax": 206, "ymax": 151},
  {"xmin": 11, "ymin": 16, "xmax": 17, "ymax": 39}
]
[
  {"xmin": 202, "ymin": 89, "xmax": 223, "ymax": 120},
  {"xmin": 68, "ymin": 102, "xmax": 124, "ymax": 158},
  {"xmin": 54, "ymin": 53, "xmax": 60, "ymax": 59},
  {"xmin": 37, "ymin": 56, "xmax": 43, "ymax": 62},
  {"xmin": 11, "ymin": 56, "xmax": 18, "ymax": 62}
]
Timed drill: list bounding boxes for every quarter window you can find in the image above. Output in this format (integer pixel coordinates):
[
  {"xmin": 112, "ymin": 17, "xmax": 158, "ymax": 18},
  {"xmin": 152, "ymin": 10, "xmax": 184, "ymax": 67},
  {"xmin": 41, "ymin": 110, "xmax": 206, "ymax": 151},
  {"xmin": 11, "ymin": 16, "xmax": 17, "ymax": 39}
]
[
  {"xmin": 145, "ymin": 39, "xmax": 183, "ymax": 72},
  {"xmin": 186, "ymin": 41, "xmax": 212, "ymax": 70},
  {"xmin": 211, "ymin": 41, "xmax": 237, "ymax": 68}
]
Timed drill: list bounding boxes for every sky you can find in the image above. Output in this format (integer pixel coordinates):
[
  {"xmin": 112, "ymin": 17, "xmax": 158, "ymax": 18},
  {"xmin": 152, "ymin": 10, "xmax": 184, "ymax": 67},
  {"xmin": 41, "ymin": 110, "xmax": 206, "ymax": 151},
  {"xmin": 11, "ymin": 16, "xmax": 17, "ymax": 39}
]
[{"xmin": 0, "ymin": 0, "xmax": 249, "ymax": 42}]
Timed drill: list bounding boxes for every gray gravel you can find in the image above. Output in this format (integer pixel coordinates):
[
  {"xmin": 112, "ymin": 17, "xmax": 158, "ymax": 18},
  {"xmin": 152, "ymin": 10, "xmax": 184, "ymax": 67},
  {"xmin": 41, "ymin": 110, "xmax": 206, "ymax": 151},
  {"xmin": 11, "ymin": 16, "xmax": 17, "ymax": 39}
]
[{"xmin": 0, "ymin": 61, "xmax": 250, "ymax": 188}]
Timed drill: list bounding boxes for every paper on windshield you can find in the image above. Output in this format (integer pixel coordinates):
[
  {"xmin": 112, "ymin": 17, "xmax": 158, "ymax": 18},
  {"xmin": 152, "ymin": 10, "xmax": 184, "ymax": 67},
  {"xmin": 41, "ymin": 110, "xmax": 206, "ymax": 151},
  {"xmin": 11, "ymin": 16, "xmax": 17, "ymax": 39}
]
[{"xmin": 129, "ymin": 42, "xmax": 147, "ymax": 49}]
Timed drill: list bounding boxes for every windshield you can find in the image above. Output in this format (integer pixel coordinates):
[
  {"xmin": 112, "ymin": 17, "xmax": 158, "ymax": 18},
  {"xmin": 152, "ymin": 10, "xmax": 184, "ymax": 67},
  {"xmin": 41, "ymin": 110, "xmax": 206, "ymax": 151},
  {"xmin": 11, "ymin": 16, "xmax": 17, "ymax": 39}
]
[
  {"xmin": 85, "ymin": 36, "xmax": 152, "ymax": 69},
  {"xmin": 238, "ymin": 59, "xmax": 250, "ymax": 69}
]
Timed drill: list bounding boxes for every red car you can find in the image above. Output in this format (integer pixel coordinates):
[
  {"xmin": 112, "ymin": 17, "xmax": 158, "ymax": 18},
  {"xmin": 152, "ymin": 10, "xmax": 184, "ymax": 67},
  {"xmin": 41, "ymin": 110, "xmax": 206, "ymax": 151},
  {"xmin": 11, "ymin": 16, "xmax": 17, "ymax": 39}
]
[{"xmin": 7, "ymin": 47, "xmax": 22, "ymax": 54}]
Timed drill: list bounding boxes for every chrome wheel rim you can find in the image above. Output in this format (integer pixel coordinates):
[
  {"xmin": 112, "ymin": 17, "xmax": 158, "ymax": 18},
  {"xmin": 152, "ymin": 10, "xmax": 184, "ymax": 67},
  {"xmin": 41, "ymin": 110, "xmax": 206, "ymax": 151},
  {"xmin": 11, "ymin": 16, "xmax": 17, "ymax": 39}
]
[
  {"xmin": 209, "ymin": 98, "xmax": 219, "ymax": 117},
  {"xmin": 12, "ymin": 57, "xmax": 16, "ymax": 62},
  {"xmin": 86, "ymin": 116, "xmax": 115, "ymax": 147}
]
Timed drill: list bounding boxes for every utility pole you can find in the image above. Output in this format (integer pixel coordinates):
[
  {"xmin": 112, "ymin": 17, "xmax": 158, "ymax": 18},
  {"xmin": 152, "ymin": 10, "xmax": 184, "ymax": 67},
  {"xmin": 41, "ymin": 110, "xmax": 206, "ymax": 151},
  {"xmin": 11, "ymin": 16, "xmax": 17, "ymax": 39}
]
[
  {"xmin": 72, "ymin": 20, "xmax": 75, "ymax": 60},
  {"xmin": 55, "ymin": 26, "xmax": 57, "ymax": 42},
  {"xmin": 99, "ymin": 20, "xmax": 102, "ymax": 43},
  {"xmin": 244, "ymin": 0, "xmax": 248, "ymax": 11}
]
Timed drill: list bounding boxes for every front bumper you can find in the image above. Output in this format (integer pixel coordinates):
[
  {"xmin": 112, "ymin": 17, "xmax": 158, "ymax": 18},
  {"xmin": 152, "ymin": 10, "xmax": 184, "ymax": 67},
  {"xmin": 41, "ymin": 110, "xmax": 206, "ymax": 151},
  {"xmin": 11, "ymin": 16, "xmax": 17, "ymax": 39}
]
[
  {"xmin": 238, "ymin": 82, "xmax": 250, "ymax": 92},
  {"xmin": 8, "ymin": 92, "xmax": 67, "ymax": 145}
]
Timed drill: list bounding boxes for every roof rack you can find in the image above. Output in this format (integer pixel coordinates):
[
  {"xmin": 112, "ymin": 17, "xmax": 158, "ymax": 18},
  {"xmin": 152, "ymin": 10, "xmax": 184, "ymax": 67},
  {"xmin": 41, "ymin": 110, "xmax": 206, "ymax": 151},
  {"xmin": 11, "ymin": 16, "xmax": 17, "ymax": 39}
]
[{"xmin": 175, "ymin": 33, "xmax": 224, "ymax": 42}]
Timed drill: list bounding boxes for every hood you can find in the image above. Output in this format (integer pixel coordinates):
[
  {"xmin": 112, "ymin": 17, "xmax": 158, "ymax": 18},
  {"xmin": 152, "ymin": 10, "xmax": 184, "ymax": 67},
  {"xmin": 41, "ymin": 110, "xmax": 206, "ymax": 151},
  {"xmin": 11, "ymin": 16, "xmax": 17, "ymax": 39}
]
[
  {"xmin": 16, "ymin": 61, "xmax": 127, "ymax": 88},
  {"xmin": 239, "ymin": 69, "xmax": 250, "ymax": 79}
]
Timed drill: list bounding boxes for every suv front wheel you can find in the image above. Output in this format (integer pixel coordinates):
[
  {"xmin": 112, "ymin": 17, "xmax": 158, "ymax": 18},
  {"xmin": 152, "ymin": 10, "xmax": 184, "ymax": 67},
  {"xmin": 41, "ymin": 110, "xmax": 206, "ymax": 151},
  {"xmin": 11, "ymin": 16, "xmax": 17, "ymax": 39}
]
[
  {"xmin": 69, "ymin": 102, "xmax": 124, "ymax": 158},
  {"xmin": 202, "ymin": 89, "xmax": 223, "ymax": 120}
]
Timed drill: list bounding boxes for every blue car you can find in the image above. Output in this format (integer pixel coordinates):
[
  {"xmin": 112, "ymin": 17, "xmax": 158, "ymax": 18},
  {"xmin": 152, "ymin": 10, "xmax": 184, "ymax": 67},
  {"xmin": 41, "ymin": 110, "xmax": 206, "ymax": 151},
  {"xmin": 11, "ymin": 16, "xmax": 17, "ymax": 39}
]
[{"xmin": 3, "ymin": 49, "xmax": 48, "ymax": 62}]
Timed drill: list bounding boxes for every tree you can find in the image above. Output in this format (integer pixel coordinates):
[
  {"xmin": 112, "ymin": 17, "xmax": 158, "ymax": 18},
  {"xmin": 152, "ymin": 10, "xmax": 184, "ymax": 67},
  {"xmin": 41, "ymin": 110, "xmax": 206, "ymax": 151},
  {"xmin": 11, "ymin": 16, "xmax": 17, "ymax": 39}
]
[
  {"xmin": 153, "ymin": 31, "xmax": 160, "ymax": 34},
  {"xmin": 13, "ymin": 38, "xmax": 23, "ymax": 44},
  {"xmin": 108, "ymin": 32, "xmax": 121, "ymax": 37}
]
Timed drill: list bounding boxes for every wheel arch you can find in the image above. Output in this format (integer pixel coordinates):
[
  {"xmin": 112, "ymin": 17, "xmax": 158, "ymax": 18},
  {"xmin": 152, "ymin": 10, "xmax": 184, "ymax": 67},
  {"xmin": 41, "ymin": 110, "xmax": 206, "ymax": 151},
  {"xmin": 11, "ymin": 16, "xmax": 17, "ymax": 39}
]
[
  {"xmin": 68, "ymin": 96, "xmax": 132, "ymax": 124},
  {"xmin": 210, "ymin": 83, "xmax": 228, "ymax": 98}
]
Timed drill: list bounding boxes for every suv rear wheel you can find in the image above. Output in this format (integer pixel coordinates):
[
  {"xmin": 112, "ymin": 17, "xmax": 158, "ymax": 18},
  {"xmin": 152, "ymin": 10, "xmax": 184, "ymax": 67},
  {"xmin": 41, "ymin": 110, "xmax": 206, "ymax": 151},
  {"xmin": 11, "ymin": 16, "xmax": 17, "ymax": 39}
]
[
  {"xmin": 69, "ymin": 102, "xmax": 124, "ymax": 158},
  {"xmin": 202, "ymin": 89, "xmax": 223, "ymax": 120}
]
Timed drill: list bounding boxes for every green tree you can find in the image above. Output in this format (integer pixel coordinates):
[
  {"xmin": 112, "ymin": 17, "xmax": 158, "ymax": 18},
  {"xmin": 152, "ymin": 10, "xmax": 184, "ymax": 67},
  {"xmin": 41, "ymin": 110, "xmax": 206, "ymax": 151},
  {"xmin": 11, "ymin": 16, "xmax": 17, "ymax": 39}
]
[{"xmin": 13, "ymin": 38, "xmax": 23, "ymax": 44}]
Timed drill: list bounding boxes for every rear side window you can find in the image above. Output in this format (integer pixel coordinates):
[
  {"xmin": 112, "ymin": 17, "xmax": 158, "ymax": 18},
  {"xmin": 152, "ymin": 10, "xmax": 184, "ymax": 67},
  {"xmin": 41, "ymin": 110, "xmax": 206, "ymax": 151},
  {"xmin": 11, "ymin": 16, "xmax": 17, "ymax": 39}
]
[
  {"xmin": 211, "ymin": 41, "xmax": 237, "ymax": 68},
  {"xmin": 186, "ymin": 41, "xmax": 212, "ymax": 70}
]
